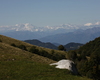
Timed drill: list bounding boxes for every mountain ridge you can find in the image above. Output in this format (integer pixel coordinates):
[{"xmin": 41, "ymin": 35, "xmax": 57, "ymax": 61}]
[
  {"xmin": 0, "ymin": 22, "xmax": 100, "ymax": 44},
  {"xmin": 39, "ymin": 26, "xmax": 100, "ymax": 44},
  {"xmin": 0, "ymin": 22, "xmax": 100, "ymax": 32},
  {"xmin": 24, "ymin": 39, "xmax": 83, "ymax": 51},
  {"xmin": 24, "ymin": 39, "xmax": 57, "ymax": 49}
]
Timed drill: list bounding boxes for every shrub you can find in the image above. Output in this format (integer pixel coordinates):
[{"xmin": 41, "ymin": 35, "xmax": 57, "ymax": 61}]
[
  {"xmin": 18, "ymin": 45, "xmax": 27, "ymax": 51},
  {"xmin": 11, "ymin": 43, "xmax": 17, "ymax": 47},
  {"xmin": 29, "ymin": 46, "xmax": 39, "ymax": 54},
  {"xmin": 51, "ymin": 49, "xmax": 55, "ymax": 55},
  {"xmin": 40, "ymin": 50, "xmax": 49, "ymax": 56},
  {"xmin": 0, "ymin": 39, "xmax": 2, "ymax": 42},
  {"xmin": 52, "ymin": 53, "xmax": 66, "ymax": 61}
]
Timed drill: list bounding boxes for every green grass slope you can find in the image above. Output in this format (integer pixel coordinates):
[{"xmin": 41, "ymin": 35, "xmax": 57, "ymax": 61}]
[
  {"xmin": 0, "ymin": 35, "xmax": 91, "ymax": 80},
  {"xmin": 0, "ymin": 35, "xmax": 68, "ymax": 59},
  {"xmin": 0, "ymin": 42, "xmax": 55, "ymax": 63},
  {"xmin": 0, "ymin": 61, "xmax": 91, "ymax": 80}
]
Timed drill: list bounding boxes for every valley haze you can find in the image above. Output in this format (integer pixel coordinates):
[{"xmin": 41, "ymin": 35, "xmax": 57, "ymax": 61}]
[{"xmin": 0, "ymin": 22, "xmax": 100, "ymax": 45}]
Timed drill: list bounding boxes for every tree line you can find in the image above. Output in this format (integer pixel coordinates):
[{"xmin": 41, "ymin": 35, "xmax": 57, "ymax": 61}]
[{"xmin": 11, "ymin": 43, "xmax": 66, "ymax": 61}]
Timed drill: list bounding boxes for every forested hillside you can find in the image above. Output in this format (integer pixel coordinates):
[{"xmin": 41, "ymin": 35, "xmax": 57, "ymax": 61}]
[{"xmin": 68, "ymin": 37, "xmax": 100, "ymax": 79}]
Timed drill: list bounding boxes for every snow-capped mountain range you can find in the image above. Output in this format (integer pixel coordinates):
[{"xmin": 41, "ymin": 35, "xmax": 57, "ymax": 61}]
[
  {"xmin": 0, "ymin": 23, "xmax": 77, "ymax": 32},
  {"xmin": 0, "ymin": 22, "xmax": 100, "ymax": 44},
  {"xmin": 1, "ymin": 22, "xmax": 100, "ymax": 33}
]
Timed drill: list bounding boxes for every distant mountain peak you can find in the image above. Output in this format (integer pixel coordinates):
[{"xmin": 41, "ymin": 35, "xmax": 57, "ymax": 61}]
[
  {"xmin": 0, "ymin": 21, "xmax": 100, "ymax": 33},
  {"xmin": 0, "ymin": 23, "xmax": 79, "ymax": 32},
  {"xmin": 84, "ymin": 21, "xmax": 100, "ymax": 26},
  {"xmin": 14, "ymin": 23, "xmax": 39, "ymax": 32},
  {"xmin": 45, "ymin": 24, "xmax": 78, "ymax": 30},
  {"xmin": 0, "ymin": 23, "xmax": 42, "ymax": 32}
]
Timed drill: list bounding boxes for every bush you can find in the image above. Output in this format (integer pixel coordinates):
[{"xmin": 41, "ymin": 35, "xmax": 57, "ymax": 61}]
[
  {"xmin": 51, "ymin": 50, "xmax": 55, "ymax": 55},
  {"xmin": 40, "ymin": 50, "xmax": 49, "ymax": 57},
  {"xmin": 29, "ymin": 46, "xmax": 39, "ymax": 54},
  {"xmin": 86, "ymin": 70, "xmax": 93, "ymax": 78},
  {"xmin": 11, "ymin": 43, "xmax": 17, "ymax": 47},
  {"xmin": 0, "ymin": 39, "xmax": 2, "ymax": 42},
  {"xmin": 52, "ymin": 53, "xmax": 66, "ymax": 61},
  {"xmin": 18, "ymin": 45, "xmax": 27, "ymax": 51}
]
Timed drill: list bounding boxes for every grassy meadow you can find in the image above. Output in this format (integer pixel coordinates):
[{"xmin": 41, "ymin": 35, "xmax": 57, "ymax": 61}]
[
  {"xmin": 0, "ymin": 35, "xmax": 92, "ymax": 80},
  {"xmin": 0, "ymin": 61, "xmax": 91, "ymax": 80}
]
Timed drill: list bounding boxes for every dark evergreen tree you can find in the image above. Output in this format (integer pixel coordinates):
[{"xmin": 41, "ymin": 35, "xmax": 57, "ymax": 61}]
[{"xmin": 58, "ymin": 45, "xmax": 66, "ymax": 51}]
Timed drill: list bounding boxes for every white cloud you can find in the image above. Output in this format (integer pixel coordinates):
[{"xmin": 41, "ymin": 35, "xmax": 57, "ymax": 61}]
[{"xmin": 84, "ymin": 23, "xmax": 93, "ymax": 26}]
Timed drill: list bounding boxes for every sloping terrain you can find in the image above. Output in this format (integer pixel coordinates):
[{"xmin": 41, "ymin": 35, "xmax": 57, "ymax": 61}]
[
  {"xmin": 0, "ymin": 35, "xmax": 68, "ymax": 60},
  {"xmin": 0, "ymin": 42, "xmax": 55, "ymax": 64},
  {"xmin": 0, "ymin": 35, "xmax": 91, "ymax": 80},
  {"xmin": 68, "ymin": 37, "xmax": 100, "ymax": 79}
]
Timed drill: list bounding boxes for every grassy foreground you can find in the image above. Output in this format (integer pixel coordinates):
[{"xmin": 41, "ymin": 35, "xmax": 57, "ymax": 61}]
[
  {"xmin": 0, "ymin": 35, "xmax": 92, "ymax": 80},
  {"xmin": 0, "ymin": 61, "xmax": 91, "ymax": 80}
]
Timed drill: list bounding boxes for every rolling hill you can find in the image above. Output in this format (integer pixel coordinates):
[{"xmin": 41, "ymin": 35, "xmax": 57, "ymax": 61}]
[
  {"xmin": 64, "ymin": 42, "xmax": 83, "ymax": 51},
  {"xmin": 0, "ymin": 35, "xmax": 55, "ymax": 64},
  {"xmin": 0, "ymin": 35, "xmax": 91, "ymax": 80},
  {"xmin": 0, "ymin": 35, "xmax": 68, "ymax": 61},
  {"xmin": 24, "ymin": 39, "xmax": 57, "ymax": 49},
  {"xmin": 24, "ymin": 39, "xmax": 84, "ymax": 51}
]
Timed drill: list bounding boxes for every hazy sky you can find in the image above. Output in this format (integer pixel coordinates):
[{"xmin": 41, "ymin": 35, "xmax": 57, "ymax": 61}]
[{"xmin": 0, "ymin": 0, "xmax": 100, "ymax": 27}]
